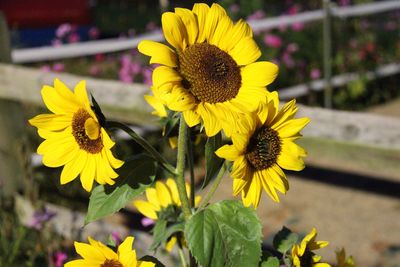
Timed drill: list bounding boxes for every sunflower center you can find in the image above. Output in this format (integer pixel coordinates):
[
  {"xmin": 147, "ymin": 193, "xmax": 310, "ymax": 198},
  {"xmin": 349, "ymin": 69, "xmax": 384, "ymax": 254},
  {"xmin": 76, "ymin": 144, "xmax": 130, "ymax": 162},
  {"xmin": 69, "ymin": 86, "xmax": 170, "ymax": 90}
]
[
  {"xmin": 101, "ymin": 259, "xmax": 123, "ymax": 267},
  {"xmin": 72, "ymin": 108, "xmax": 103, "ymax": 154},
  {"xmin": 245, "ymin": 126, "xmax": 281, "ymax": 170},
  {"xmin": 178, "ymin": 43, "xmax": 241, "ymax": 103}
]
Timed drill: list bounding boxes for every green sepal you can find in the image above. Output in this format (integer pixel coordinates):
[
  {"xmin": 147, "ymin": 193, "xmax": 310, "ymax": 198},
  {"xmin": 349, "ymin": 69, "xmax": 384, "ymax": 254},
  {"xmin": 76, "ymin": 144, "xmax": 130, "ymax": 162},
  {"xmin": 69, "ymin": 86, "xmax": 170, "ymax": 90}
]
[
  {"xmin": 85, "ymin": 154, "xmax": 156, "ymax": 224},
  {"xmin": 273, "ymin": 226, "xmax": 299, "ymax": 254},
  {"xmin": 185, "ymin": 200, "xmax": 262, "ymax": 267}
]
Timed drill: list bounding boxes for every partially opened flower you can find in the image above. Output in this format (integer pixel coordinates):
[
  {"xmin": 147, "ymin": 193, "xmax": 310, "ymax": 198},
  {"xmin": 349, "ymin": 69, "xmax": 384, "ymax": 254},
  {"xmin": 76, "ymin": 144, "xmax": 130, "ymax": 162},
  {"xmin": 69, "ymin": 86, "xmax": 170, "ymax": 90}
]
[
  {"xmin": 65, "ymin": 236, "xmax": 154, "ymax": 267},
  {"xmin": 133, "ymin": 178, "xmax": 200, "ymax": 251},
  {"xmin": 216, "ymin": 92, "xmax": 310, "ymax": 207},
  {"xmin": 291, "ymin": 228, "xmax": 330, "ymax": 267},
  {"xmin": 139, "ymin": 3, "xmax": 278, "ymax": 137},
  {"xmin": 29, "ymin": 79, "xmax": 123, "ymax": 192},
  {"xmin": 335, "ymin": 248, "xmax": 355, "ymax": 267}
]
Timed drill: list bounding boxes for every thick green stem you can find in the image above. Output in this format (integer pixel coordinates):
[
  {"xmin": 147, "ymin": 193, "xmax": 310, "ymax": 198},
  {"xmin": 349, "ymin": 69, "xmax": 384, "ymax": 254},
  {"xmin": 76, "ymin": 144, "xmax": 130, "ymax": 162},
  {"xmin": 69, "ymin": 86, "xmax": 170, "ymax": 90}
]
[
  {"xmin": 186, "ymin": 128, "xmax": 195, "ymax": 208},
  {"xmin": 106, "ymin": 121, "xmax": 176, "ymax": 175},
  {"xmin": 199, "ymin": 161, "xmax": 227, "ymax": 209},
  {"xmin": 175, "ymin": 116, "xmax": 192, "ymax": 219}
]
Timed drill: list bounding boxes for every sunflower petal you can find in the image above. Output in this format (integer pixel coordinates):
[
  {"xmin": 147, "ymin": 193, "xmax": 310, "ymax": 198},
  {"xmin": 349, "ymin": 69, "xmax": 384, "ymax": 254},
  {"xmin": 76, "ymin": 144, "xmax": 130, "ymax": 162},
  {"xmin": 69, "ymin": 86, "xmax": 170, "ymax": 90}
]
[
  {"xmin": 175, "ymin": 8, "xmax": 198, "ymax": 45},
  {"xmin": 138, "ymin": 40, "xmax": 177, "ymax": 67},
  {"xmin": 133, "ymin": 200, "xmax": 158, "ymax": 220},
  {"xmin": 229, "ymin": 36, "xmax": 261, "ymax": 66},
  {"xmin": 241, "ymin": 61, "xmax": 279, "ymax": 87},
  {"xmin": 162, "ymin": 12, "xmax": 188, "ymax": 50},
  {"xmin": 192, "ymin": 3, "xmax": 210, "ymax": 43}
]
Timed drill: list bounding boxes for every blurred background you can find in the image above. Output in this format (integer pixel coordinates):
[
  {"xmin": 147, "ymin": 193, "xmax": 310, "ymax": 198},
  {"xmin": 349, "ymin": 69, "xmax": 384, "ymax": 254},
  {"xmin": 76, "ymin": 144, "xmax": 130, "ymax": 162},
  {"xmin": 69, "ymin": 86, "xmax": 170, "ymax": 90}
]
[{"xmin": 0, "ymin": 0, "xmax": 399, "ymax": 266}]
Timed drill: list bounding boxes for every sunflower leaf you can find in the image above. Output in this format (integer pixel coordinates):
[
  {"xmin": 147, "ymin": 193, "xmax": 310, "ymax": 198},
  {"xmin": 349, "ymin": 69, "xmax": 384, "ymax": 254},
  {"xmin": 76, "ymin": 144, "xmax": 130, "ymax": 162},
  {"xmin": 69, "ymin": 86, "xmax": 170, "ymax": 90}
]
[
  {"xmin": 185, "ymin": 200, "xmax": 262, "ymax": 267},
  {"xmin": 202, "ymin": 132, "xmax": 224, "ymax": 189},
  {"xmin": 261, "ymin": 257, "xmax": 280, "ymax": 267},
  {"xmin": 150, "ymin": 220, "xmax": 185, "ymax": 251},
  {"xmin": 85, "ymin": 155, "xmax": 156, "ymax": 224},
  {"xmin": 273, "ymin": 226, "xmax": 298, "ymax": 254}
]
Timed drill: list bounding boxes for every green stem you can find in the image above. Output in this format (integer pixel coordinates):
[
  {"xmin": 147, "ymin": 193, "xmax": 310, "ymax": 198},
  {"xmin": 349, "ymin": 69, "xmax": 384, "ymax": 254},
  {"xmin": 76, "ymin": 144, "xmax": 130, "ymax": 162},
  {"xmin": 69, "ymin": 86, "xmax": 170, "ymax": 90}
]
[
  {"xmin": 199, "ymin": 161, "xmax": 227, "ymax": 209},
  {"xmin": 175, "ymin": 115, "xmax": 192, "ymax": 219},
  {"xmin": 186, "ymin": 128, "xmax": 195, "ymax": 208},
  {"xmin": 178, "ymin": 247, "xmax": 188, "ymax": 267},
  {"xmin": 106, "ymin": 121, "xmax": 176, "ymax": 175}
]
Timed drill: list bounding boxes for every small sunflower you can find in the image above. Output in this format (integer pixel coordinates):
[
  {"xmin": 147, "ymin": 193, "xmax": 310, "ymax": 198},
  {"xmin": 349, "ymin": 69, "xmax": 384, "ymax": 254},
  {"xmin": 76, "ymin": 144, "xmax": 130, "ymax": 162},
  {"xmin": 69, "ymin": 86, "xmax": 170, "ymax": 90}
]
[
  {"xmin": 291, "ymin": 228, "xmax": 330, "ymax": 267},
  {"xmin": 29, "ymin": 79, "xmax": 123, "ymax": 192},
  {"xmin": 139, "ymin": 3, "xmax": 278, "ymax": 137},
  {"xmin": 133, "ymin": 178, "xmax": 200, "ymax": 251},
  {"xmin": 335, "ymin": 248, "xmax": 355, "ymax": 267},
  {"xmin": 215, "ymin": 92, "xmax": 310, "ymax": 207},
  {"xmin": 64, "ymin": 236, "xmax": 155, "ymax": 267}
]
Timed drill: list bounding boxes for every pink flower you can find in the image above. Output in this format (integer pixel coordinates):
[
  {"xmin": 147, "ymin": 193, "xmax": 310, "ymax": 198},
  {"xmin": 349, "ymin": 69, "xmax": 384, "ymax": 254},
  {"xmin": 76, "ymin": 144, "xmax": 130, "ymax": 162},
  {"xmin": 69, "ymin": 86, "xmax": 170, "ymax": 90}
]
[
  {"xmin": 263, "ymin": 34, "xmax": 282, "ymax": 48},
  {"xmin": 40, "ymin": 65, "xmax": 51, "ymax": 72},
  {"xmin": 68, "ymin": 32, "xmax": 80, "ymax": 43},
  {"xmin": 88, "ymin": 27, "xmax": 99, "ymax": 39},
  {"xmin": 287, "ymin": 5, "xmax": 300, "ymax": 15},
  {"xmin": 292, "ymin": 22, "xmax": 304, "ymax": 31},
  {"xmin": 146, "ymin": 22, "xmax": 158, "ymax": 31},
  {"xmin": 286, "ymin": 43, "xmax": 299, "ymax": 53},
  {"xmin": 56, "ymin": 23, "xmax": 72, "ymax": 38},
  {"xmin": 119, "ymin": 68, "xmax": 133, "ymax": 83},
  {"xmin": 95, "ymin": 53, "xmax": 105, "ymax": 62},
  {"xmin": 247, "ymin": 10, "xmax": 265, "ymax": 21},
  {"xmin": 339, "ymin": 0, "xmax": 351, "ymax": 6},
  {"xmin": 51, "ymin": 39, "xmax": 62, "ymax": 47},
  {"xmin": 229, "ymin": 4, "xmax": 240, "ymax": 14},
  {"xmin": 111, "ymin": 231, "xmax": 122, "ymax": 246},
  {"xmin": 141, "ymin": 217, "xmax": 155, "ymax": 227},
  {"xmin": 282, "ymin": 52, "xmax": 295, "ymax": 68},
  {"xmin": 89, "ymin": 65, "xmax": 101, "ymax": 76},
  {"xmin": 52, "ymin": 63, "xmax": 65, "ymax": 72},
  {"xmin": 142, "ymin": 68, "xmax": 153, "ymax": 86},
  {"xmin": 130, "ymin": 62, "xmax": 142, "ymax": 75},
  {"xmin": 310, "ymin": 68, "xmax": 321, "ymax": 79},
  {"xmin": 121, "ymin": 54, "xmax": 131, "ymax": 67},
  {"xmin": 53, "ymin": 252, "xmax": 67, "ymax": 267}
]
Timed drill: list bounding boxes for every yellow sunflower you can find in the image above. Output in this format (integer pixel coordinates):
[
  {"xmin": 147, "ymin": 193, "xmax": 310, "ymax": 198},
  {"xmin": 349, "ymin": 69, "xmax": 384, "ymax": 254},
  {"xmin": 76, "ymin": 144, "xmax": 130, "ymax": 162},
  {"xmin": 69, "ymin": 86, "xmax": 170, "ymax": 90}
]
[
  {"xmin": 139, "ymin": 3, "xmax": 278, "ymax": 137},
  {"xmin": 335, "ymin": 248, "xmax": 355, "ymax": 267},
  {"xmin": 291, "ymin": 228, "xmax": 330, "ymax": 267},
  {"xmin": 133, "ymin": 178, "xmax": 200, "ymax": 251},
  {"xmin": 65, "ymin": 236, "xmax": 155, "ymax": 267},
  {"xmin": 29, "ymin": 79, "xmax": 123, "ymax": 192},
  {"xmin": 215, "ymin": 92, "xmax": 310, "ymax": 207}
]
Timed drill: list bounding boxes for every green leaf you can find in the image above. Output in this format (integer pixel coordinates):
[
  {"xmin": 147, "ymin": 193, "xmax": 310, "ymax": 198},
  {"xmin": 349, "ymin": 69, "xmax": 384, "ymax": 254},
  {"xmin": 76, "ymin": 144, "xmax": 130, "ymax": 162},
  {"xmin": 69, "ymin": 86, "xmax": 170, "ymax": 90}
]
[
  {"xmin": 261, "ymin": 257, "xmax": 280, "ymax": 267},
  {"xmin": 139, "ymin": 255, "xmax": 166, "ymax": 267},
  {"xmin": 85, "ymin": 155, "xmax": 156, "ymax": 224},
  {"xmin": 273, "ymin": 226, "xmax": 298, "ymax": 254},
  {"xmin": 185, "ymin": 200, "xmax": 262, "ymax": 267},
  {"xmin": 202, "ymin": 132, "xmax": 224, "ymax": 189},
  {"xmin": 150, "ymin": 221, "xmax": 184, "ymax": 251}
]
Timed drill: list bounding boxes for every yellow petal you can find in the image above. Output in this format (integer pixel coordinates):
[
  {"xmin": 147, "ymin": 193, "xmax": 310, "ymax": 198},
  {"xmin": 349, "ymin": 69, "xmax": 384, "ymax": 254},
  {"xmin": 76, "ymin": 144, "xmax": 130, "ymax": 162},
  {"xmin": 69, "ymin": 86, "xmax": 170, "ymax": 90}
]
[
  {"xmin": 229, "ymin": 36, "xmax": 261, "ymax": 66},
  {"xmin": 138, "ymin": 261, "xmax": 156, "ymax": 267},
  {"xmin": 64, "ymin": 259, "xmax": 100, "ymax": 267},
  {"xmin": 74, "ymin": 80, "xmax": 94, "ymax": 115},
  {"xmin": 87, "ymin": 236, "xmax": 118, "ymax": 260},
  {"xmin": 215, "ymin": 144, "xmax": 240, "ymax": 161},
  {"xmin": 224, "ymin": 19, "xmax": 252, "ymax": 52},
  {"xmin": 41, "ymin": 84, "xmax": 79, "ymax": 114},
  {"xmin": 60, "ymin": 150, "xmax": 87, "ymax": 185},
  {"xmin": 192, "ymin": 3, "xmax": 210, "ymax": 43},
  {"xmin": 152, "ymin": 66, "xmax": 182, "ymax": 88},
  {"xmin": 232, "ymin": 177, "xmax": 248, "ymax": 196},
  {"xmin": 197, "ymin": 103, "xmax": 222, "ymax": 137},
  {"xmin": 117, "ymin": 236, "xmax": 134, "ymax": 256},
  {"xmin": 133, "ymin": 200, "xmax": 158, "ymax": 220},
  {"xmin": 80, "ymin": 155, "xmax": 96, "ymax": 192},
  {"xmin": 145, "ymin": 188, "xmax": 161, "ymax": 210},
  {"xmin": 241, "ymin": 61, "xmax": 279, "ymax": 87},
  {"xmin": 175, "ymin": 8, "xmax": 198, "ymax": 45},
  {"xmin": 166, "ymin": 86, "xmax": 196, "ymax": 111},
  {"xmin": 166, "ymin": 178, "xmax": 180, "ymax": 205},
  {"xmin": 259, "ymin": 170, "xmax": 280, "ymax": 202},
  {"xmin": 105, "ymin": 149, "xmax": 124, "ymax": 169},
  {"xmin": 209, "ymin": 15, "xmax": 233, "ymax": 50},
  {"xmin": 101, "ymin": 128, "xmax": 115, "ymax": 149},
  {"xmin": 162, "ymin": 12, "xmax": 188, "ymax": 50},
  {"xmin": 204, "ymin": 3, "xmax": 226, "ymax": 42},
  {"xmin": 277, "ymin": 151, "xmax": 305, "ymax": 171},
  {"xmin": 74, "ymin": 241, "xmax": 106, "ymax": 262},
  {"xmin": 183, "ymin": 110, "xmax": 201, "ymax": 127},
  {"xmin": 138, "ymin": 40, "xmax": 177, "ymax": 67},
  {"xmin": 270, "ymin": 99, "xmax": 297, "ymax": 128},
  {"xmin": 84, "ymin": 118, "xmax": 100, "ymax": 140},
  {"xmin": 144, "ymin": 95, "xmax": 168, "ymax": 118},
  {"xmin": 54, "ymin": 78, "xmax": 81, "ymax": 106},
  {"xmin": 42, "ymin": 139, "xmax": 78, "ymax": 167},
  {"xmin": 165, "ymin": 236, "xmax": 177, "ymax": 252},
  {"xmin": 273, "ymin": 117, "xmax": 310, "ymax": 138},
  {"xmin": 156, "ymin": 181, "xmax": 173, "ymax": 207}
]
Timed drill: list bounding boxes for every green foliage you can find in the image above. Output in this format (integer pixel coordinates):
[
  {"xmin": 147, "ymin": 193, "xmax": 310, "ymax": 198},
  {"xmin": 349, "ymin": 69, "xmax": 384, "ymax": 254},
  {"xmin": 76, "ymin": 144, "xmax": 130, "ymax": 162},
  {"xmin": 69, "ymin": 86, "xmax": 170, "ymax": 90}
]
[
  {"xmin": 85, "ymin": 155, "xmax": 156, "ymax": 224},
  {"xmin": 202, "ymin": 132, "xmax": 224, "ymax": 189},
  {"xmin": 260, "ymin": 257, "xmax": 280, "ymax": 267},
  {"xmin": 150, "ymin": 220, "xmax": 184, "ymax": 251},
  {"xmin": 273, "ymin": 226, "xmax": 299, "ymax": 254},
  {"xmin": 185, "ymin": 200, "xmax": 262, "ymax": 267}
]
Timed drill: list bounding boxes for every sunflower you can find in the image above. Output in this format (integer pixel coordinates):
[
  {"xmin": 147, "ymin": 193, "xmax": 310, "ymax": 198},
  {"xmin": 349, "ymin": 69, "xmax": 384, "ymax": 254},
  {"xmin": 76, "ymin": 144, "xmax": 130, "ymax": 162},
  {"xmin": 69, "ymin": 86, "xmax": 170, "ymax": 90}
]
[
  {"xmin": 139, "ymin": 3, "xmax": 278, "ymax": 137},
  {"xmin": 133, "ymin": 178, "xmax": 200, "ymax": 251},
  {"xmin": 64, "ymin": 236, "xmax": 155, "ymax": 267},
  {"xmin": 215, "ymin": 92, "xmax": 310, "ymax": 207},
  {"xmin": 291, "ymin": 228, "xmax": 330, "ymax": 267},
  {"xmin": 29, "ymin": 79, "xmax": 123, "ymax": 192},
  {"xmin": 335, "ymin": 248, "xmax": 355, "ymax": 267}
]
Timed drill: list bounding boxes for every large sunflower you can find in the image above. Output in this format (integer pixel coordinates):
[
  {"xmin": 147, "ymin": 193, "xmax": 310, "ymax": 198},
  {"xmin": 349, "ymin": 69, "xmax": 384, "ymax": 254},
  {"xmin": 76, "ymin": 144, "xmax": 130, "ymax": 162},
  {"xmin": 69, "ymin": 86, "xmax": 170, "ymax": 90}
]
[
  {"xmin": 29, "ymin": 79, "xmax": 123, "ymax": 192},
  {"xmin": 65, "ymin": 236, "xmax": 155, "ymax": 267},
  {"xmin": 215, "ymin": 92, "xmax": 310, "ymax": 207},
  {"xmin": 291, "ymin": 228, "xmax": 330, "ymax": 267},
  {"xmin": 139, "ymin": 3, "xmax": 278, "ymax": 137}
]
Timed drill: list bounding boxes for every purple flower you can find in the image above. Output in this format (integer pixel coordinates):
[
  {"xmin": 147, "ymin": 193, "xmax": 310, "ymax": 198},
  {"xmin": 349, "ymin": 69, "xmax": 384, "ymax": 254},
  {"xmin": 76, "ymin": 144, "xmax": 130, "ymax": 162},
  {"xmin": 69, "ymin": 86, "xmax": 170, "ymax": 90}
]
[
  {"xmin": 141, "ymin": 217, "xmax": 155, "ymax": 227},
  {"xmin": 88, "ymin": 27, "xmax": 99, "ymax": 39},
  {"xmin": 339, "ymin": 0, "xmax": 351, "ymax": 6},
  {"xmin": 56, "ymin": 23, "xmax": 72, "ymax": 38},
  {"xmin": 53, "ymin": 252, "xmax": 67, "ymax": 267},
  {"xmin": 130, "ymin": 62, "xmax": 142, "ymax": 75},
  {"xmin": 68, "ymin": 32, "xmax": 80, "ymax": 43},
  {"xmin": 247, "ymin": 10, "xmax": 265, "ymax": 21},
  {"xmin": 28, "ymin": 208, "xmax": 56, "ymax": 230},
  {"xmin": 310, "ymin": 68, "xmax": 321, "ymax": 79},
  {"xmin": 52, "ymin": 63, "xmax": 65, "ymax": 72},
  {"xmin": 119, "ymin": 68, "xmax": 133, "ymax": 83},
  {"xmin": 263, "ymin": 34, "xmax": 282, "ymax": 48},
  {"xmin": 282, "ymin": 52, "xmax": 295, "ymax": 68},
  {"xmin": 142, "ymin": 68, "xmax": 153, "ymax": 86},
  {"xmin": 292, "ymin": 22, "xmax": 304, "ymax": 31},
  {"xmin": 51, "ymin": 39, "xmax": 62, "ymax": 47},
  {"xmin": 287, "ymin": 5, "xmax": 300, "ymax": 15},
  {"xmin": 40, "ymin": 65, "xmax": 51, "ymax": 72},
  {"xmin": 286, "ymin": 43, "xmax": 299, "ymax": 53},
  {"xmin": 121, "ymin": 54, "xmax": 132, "ymax": 67},
  {"xmin": 111, "ymin": 231, "xmax": 122, "ymax": 246}
]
